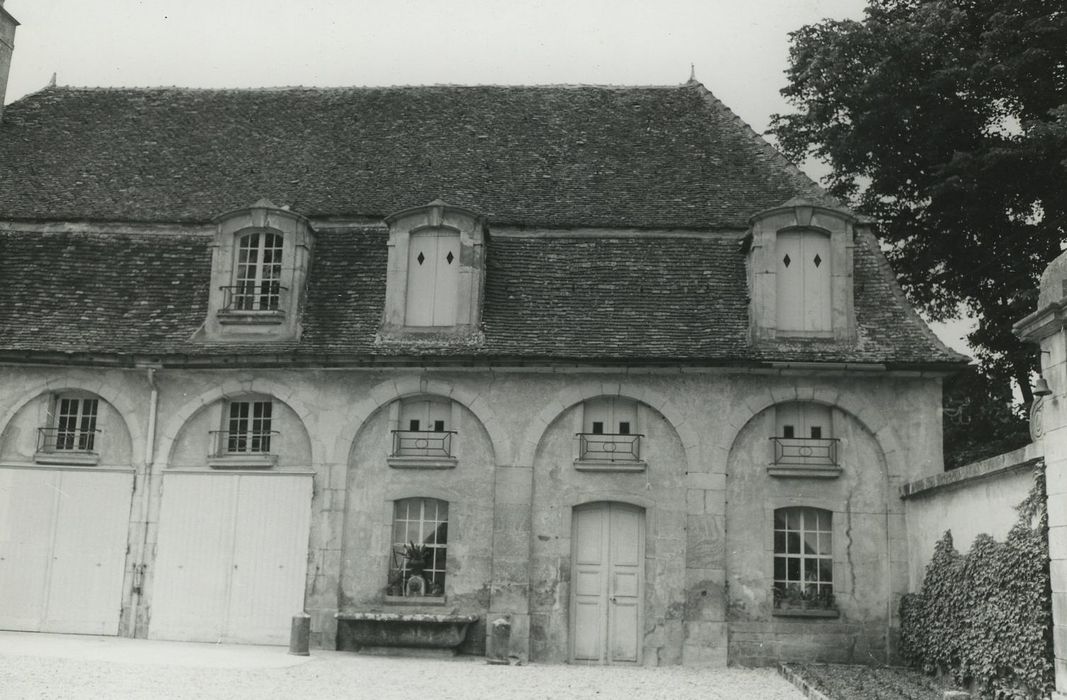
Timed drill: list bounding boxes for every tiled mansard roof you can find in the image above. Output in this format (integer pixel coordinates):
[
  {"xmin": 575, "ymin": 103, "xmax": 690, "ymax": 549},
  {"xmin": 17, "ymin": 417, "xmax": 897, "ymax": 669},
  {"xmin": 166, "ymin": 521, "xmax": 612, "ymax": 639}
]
[
  {"xmin": 0, "ymin": 82, "xmax": 828, "ymax": 227},
  {"xmin": 0, "ymin": 82, "xmax": 966, "ymax": 367}
]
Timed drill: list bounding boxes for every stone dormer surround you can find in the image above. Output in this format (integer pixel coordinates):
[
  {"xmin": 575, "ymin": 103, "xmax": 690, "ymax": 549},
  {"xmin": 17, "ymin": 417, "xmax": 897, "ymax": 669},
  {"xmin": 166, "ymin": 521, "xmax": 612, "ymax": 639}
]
[
  {"xmin": 194, "ymin": 198, "xmax": 315, "ymax": 343},
  {"xmin": 748, "ymin": 199, "xmax": 857, "ymax": 342},
  {"xmin": 380, "ymin": 200, "xmax": 487, "ymax": 339}
]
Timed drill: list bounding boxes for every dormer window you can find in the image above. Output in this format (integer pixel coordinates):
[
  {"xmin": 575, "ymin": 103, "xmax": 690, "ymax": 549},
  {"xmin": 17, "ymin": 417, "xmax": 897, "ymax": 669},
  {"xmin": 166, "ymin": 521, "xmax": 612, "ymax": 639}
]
[
  {"xmin": 575, "ymin": 397, "xmax": 645, "ymax": 471},
  {"xmin": 227, "ymin": 232, "xmax": 284, "ymax": 312},
  {"xmin": 776, "ymin": 230, "xmax": 831, "ymax": 333},
  {"xmin": 387, "ymin": 397, "xmax": 459, "ymax": 469},
  {"xmin": 196, "ymin": 199, "xmax": 314, "ymax": 343},
  {"xmin": 747, "ymin": 200, "xmax": 856, "ymax": 342},
  {"xmin": 381, "ymin": 200, "xmax": 487, "ymax": 340},
  {"xmin": 406, "ymin": 230, "xmax": 460, "ymax": 326},
  {"xmin": 769, "ymin": 402, "xmax": 841, "ymax": 478}
]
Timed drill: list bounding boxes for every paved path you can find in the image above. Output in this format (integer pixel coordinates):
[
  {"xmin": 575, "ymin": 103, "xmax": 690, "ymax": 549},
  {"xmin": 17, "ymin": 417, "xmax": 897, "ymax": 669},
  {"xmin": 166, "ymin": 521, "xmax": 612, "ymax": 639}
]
[{"xmin": 0, "ymin": 631, "xmax": 804, "ymax": 699}]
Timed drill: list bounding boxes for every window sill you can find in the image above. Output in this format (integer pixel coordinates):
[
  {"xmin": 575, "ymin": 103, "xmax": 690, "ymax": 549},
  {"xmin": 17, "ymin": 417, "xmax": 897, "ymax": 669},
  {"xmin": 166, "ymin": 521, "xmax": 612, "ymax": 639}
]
[
  {"xmin": 217, "ymin": 310, "xmax": 286, "ymax": 326},
  {"xmin": 768, "ymin": 464, "xmax": 842, "ymax": 479},
  {"xmin": 772, "ymin": 607, "xmax": 840, "ymax": 619},
  {"xmin": 387, "ymin": 456, "xmax": 457, "ymax": 470},
  {"xmin": 34, "ymin": 451, "xmax": 100, "ymax": 466},
  {"xmin": 207, "ymin": 454, "xmax": 278, "ymax": 469},
  {"xmin": 574, "ymin": 459, "xmax": 647, "ymax": 473},
  {"xmin": 383, "ymin": 595, "xmax": 447, "ymax": 606}
]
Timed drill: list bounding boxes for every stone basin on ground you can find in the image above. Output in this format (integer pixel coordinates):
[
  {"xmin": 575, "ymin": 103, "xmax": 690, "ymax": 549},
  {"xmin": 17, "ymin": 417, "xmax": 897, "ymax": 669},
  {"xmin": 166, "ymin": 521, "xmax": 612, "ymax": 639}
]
[{"xmin": 335, "ymin": 612, "xmax": 479, "ymax": 652}]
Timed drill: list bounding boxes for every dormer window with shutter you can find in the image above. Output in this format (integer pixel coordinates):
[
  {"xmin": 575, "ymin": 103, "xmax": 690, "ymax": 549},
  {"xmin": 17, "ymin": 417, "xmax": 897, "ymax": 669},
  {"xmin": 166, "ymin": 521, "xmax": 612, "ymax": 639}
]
[
  {"xmin": 195, "ymin": 199, "xmax": 315, "ymax": 343},
  {"xmin": 748, "ymin": 200, "xmax": 856, "ymax": 342},
  {"xmin": 380, "ymin": 200, "xmax": 487, "ymax": 340}
]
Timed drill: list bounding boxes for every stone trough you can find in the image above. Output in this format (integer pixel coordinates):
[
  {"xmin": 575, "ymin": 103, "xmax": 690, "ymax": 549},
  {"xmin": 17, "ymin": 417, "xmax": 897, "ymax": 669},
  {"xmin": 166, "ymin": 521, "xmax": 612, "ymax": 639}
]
[{"xmin": 335, "ymin": 612, "xmax": 479, "ymax": 656}]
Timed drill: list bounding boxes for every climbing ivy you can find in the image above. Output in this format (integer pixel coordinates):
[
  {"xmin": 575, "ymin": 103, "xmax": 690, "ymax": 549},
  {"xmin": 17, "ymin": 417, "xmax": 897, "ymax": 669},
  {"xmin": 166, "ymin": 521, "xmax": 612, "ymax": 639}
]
[{"xmin": 900, "ymin": 468, "xmax": 1053, "ymax": 698}]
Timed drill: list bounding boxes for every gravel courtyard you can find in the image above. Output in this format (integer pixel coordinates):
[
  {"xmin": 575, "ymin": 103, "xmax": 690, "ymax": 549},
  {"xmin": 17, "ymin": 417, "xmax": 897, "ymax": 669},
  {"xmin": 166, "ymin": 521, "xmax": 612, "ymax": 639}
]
[{"xmin": 0, "ymin": 632, "xmax": 804, "ymax": 699}]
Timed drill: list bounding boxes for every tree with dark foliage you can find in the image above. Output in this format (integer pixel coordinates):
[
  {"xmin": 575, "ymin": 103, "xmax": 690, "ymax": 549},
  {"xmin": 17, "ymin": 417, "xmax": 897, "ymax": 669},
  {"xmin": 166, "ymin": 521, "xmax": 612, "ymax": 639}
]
[{"xmin": 771, "ymin": 0, "xmax": 1067, "ymax": 418}]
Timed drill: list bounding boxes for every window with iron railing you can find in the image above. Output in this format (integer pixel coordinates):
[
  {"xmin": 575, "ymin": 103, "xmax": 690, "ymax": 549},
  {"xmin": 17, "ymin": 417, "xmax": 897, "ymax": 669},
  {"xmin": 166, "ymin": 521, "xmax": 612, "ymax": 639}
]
[
  {"xmin": 576, "ymin": 397, "xmax": 644, "ymax": 464},
  {"xmin": 390, "ymin": 398, "xmax": 457, "ymax": 462},
  {"xmin": 34, "ymin": 395, "xmax": 102, "ymax": 465},
  {"xmin": 769, "ymin": 402, "xmax": 841, "ymax": 476},
  {"xmin": 38, "ymin": 396, "xmax": 100, "ymax": 453},
  {"xmin": 208, "ymin": 400, "xmax": 278, "ymax": 467},
  {"xmin": 219, "ymin": 281, "xmax": 287, "ymax": 313}
]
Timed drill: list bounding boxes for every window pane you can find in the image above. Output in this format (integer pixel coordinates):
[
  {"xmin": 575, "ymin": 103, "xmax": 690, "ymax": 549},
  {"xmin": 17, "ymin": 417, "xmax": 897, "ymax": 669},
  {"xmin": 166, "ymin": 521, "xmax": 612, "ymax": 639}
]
[
  {"xmin": 786, "ymin": 532, "xmax": 801, "ymax": 554},
  {"xmin": 786, "ymin": 509, "xmax": 801, "ymax": 530},
  {"xmin": 803, "ymin": 531, "xmax": 818, "ymax": 555},
  {"xmin": 819, "ymin": 533, "xmax": 832, "ymax": 554},
  {"xmin": 773, "ymin": 557, "xmax": 786, "ymax": 581},
  {"xmin": 774, "ymin": 510, "xmax": 787, "ymax": 530},
  {"xmin": 773, "ymin": 531, "xmax": 785, "ymax": 554},
  {"xmin": 786, "ymin": 557, "xmax": 800, "ymax": 582},
  {"xmin": 818, "ymin": 558, "xmax": 833, "ymax": 582}
]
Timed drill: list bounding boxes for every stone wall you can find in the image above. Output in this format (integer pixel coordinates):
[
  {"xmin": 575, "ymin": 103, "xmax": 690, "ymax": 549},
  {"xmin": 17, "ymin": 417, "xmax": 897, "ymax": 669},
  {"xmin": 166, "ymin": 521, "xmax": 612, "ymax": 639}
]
[
  {"xmin": 0, "ymin": 364, "xmax": 942, "ymax": 666},
  {"xmin": 901, "ymin": 443, "xmax": 1041, "ymax": 591}
]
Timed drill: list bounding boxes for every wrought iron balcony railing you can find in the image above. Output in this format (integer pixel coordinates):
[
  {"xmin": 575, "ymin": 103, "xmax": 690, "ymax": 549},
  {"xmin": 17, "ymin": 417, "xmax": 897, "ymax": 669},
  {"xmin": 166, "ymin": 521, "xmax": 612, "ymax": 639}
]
[
  {"xmin": 37, "ymin": 426, "xmax": 101, "ymax": 453},
  {"xmin": 391, "ymin": 430, "xmax": 457, "ymax": 458},
  {"xmin": 770, "ymin": 437, "xmax": 840, "ymax": 466},
  {"xmin": 219, "ymin": 283, "xmax": 288, "ymax": 313},
  {"xmin": 576, "ymin": 433, "xmax": 643, "ymax": 462},
  {"xmin": 209, "ymin": 429, "xmax": 279, "ymax": 457}
]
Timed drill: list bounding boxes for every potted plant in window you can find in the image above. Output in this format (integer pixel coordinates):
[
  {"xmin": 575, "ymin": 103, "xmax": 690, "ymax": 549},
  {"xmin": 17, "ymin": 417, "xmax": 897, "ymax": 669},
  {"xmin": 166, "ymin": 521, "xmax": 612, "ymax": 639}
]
[{"xmin": 400, "ymin": 542, "xmax": 429, "ymax": 596}]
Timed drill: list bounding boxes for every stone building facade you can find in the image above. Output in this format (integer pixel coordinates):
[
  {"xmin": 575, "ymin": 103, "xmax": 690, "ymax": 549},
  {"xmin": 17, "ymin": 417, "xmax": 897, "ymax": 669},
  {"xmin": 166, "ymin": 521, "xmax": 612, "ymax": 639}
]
[{"xmin": 0, "ymin": 6, "xmax": 966, "ymax": 666}]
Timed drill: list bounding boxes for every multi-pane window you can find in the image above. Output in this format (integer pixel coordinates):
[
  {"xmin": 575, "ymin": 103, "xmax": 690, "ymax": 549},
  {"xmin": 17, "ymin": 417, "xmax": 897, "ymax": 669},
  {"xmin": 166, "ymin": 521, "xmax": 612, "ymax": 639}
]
[
  {"xmin": 233, "ymin": 232, "xmax": 283, "ymax": 311},
  {"xmin": 52, "ymin": 396, "xmax": 99, "ymax": 451},
  {"xmin": 390, "ymin": 498, "xmax": 448, "ymax": 596},
  {"xmin": 226, "ymin": 400, "xmax": 273, "ymax": 453},
  {"xmin": 773, "ymin": 507, "xmax": 834, "ymax": 608}
]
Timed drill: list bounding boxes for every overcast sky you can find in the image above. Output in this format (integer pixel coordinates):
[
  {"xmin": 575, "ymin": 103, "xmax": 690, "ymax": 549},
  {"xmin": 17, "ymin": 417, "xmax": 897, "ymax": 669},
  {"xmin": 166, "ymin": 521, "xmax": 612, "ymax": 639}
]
[{"xmin": 1, "ymin": 0, "xmax": 972, "ymax": 353}]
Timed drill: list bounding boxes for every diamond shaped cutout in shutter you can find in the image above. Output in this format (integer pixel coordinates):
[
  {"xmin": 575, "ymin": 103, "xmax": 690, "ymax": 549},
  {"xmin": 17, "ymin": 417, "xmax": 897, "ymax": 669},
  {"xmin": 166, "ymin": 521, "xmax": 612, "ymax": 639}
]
[
  {"xmin": 446, "ymin": 251, "xmax": 454, "ymax": 264},
  {"xmin": 813, "ymin": 254, "xmax": 822, "ymax": 268},
  {"xmin": 417, "ymin": 252, "xmax": 425, "ymax": 265},
  {"xmin": 782, "ymin": 254, "xmax": 791, "ymax": 267}
]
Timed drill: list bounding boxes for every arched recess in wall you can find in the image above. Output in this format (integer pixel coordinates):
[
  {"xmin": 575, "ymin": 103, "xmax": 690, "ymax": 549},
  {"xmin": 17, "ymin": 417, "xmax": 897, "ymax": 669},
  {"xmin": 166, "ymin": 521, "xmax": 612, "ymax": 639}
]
[
  {"xmin": 724, "ymin": 400, "xmax": 891, "ymax": 482},
  {"xmin": 335, "ymin": 376, "xmax": 507, "ymax": 468},
  {"xmin": 724, "ymin": 392, "xmax": 906, "ymax": 480},
  {"xmin": 517, "ymin": 384, "xmax": 696, "ymax": 472},
  {"xmin": 156, "ymin": 379, "xmax": 317, "ymax": 469},
  {"xmin": 0, "ymin": 381, "xmax": 137, "ymax": 465}
]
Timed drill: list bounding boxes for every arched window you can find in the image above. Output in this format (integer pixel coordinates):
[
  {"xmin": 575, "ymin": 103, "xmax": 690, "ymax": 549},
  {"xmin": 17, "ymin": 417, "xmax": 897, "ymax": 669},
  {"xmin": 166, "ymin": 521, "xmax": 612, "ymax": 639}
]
[
  {"xmin": 776, "ymin": 230, "xmax": 831, "ymax": 332},
  {"xmin": 389, "ymin": 498, "xmax": 449, "ymax": 597},
  {"xmin": 773, "ymin": 507, "xmax": 834, "ymax": 611},
  {"xmin": 232, "ymin": 231, "xmax": 284, "ymax": 311},
  {"xmin": 405, "ymin": 230, "xmax": 460, "ymax": 326}
]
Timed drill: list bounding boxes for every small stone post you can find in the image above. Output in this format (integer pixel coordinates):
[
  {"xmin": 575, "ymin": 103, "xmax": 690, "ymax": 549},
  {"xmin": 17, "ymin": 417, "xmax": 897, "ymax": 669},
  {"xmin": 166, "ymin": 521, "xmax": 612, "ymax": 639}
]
[
  {"xmin": 289, "ymin": 613, "xmax": 311, "ymax": 656},
  {"xmin": 1014, "ymin": 251, "xmax": 1067, "ymax": 699},
  {"xmin": 487, "ymin": 617, "xmax": 511, "ymax": 664}
]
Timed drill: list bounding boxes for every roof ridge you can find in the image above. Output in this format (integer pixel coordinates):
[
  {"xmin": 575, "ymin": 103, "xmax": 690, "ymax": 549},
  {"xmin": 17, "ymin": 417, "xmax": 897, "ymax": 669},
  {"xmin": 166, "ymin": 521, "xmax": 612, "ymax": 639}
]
[
  {"xmin": 686, "ymin": 79, "xmax": 847, "ymax": 212},
  {"xmin": 44, "ymin": 82, "xmax": 695, "ymax": 94}
]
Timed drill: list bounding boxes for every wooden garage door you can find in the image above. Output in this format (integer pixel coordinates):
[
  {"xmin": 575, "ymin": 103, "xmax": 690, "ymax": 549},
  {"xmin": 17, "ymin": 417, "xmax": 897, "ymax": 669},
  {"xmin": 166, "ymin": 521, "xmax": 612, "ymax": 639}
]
[
  {"xmin": 149, "ymin": 471, "xmax": 312, "ymax": 644},
  {"xmin": 0, "ymin": 466, "xmax": 134, "ymax": 635}
]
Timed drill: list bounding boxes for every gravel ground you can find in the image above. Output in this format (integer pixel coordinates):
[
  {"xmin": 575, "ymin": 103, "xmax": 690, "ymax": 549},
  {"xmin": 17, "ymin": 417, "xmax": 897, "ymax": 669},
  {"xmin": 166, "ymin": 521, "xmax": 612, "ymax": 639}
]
[{"xmin": 0, "ymin": 633, "xmax": 804, "ymax": 700}]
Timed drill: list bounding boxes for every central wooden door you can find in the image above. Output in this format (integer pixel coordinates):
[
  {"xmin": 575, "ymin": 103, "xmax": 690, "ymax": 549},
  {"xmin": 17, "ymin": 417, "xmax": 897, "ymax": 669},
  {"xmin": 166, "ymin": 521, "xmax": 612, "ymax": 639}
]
[{"xmin": 570, "ymin": 502, "xmax": 644, "ymax": 664}]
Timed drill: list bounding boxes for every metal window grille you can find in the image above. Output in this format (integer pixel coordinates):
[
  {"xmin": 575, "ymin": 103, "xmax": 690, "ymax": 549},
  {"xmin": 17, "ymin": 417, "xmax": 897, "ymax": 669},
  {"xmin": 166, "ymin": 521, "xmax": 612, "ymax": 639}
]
[{"xmin": 577, "ymin": 432, "xmax": 643, "ymax": 461}]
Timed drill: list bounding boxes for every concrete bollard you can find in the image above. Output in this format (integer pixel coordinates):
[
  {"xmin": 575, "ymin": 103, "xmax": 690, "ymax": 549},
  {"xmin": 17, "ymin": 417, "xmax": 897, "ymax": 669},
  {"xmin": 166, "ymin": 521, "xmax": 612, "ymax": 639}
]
[
  {"xmin": 487, "ymin": 617, "xmax": 511, "ymax": 664},
  {"xmin": 289, "ymin": 613, "xmax": 311, "ymax": 656}
]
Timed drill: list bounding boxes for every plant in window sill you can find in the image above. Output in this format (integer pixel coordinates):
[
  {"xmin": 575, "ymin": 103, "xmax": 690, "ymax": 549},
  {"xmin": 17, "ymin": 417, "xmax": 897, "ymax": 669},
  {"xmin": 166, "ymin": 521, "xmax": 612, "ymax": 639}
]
[{"xmin": 772, "ymin": 585, "xmax": 836, "ymax": 614}]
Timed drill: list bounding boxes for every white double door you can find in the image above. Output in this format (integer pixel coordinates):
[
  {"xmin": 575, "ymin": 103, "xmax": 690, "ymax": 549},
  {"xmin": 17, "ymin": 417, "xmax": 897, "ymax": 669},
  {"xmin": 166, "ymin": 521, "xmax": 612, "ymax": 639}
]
[
  {"xmin": 149, "ymin": 472, "xmax": 312, "ymax": 645},
  {"xmin": 0, "ymin": 467, "xmax": 133, "ymax": 635},
  {"xmin": 570, "ymin": 502, "xmax": 644, "ymax": 664}
]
